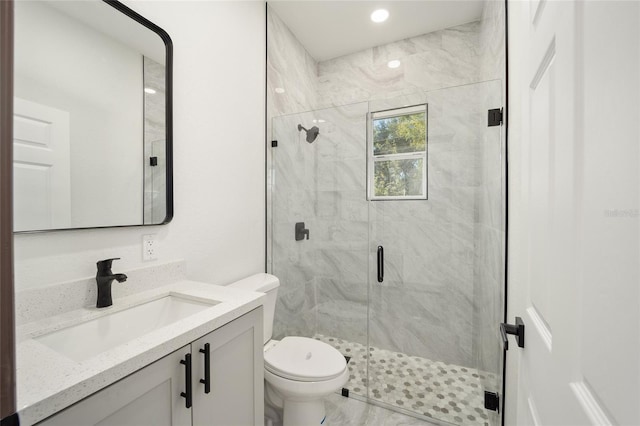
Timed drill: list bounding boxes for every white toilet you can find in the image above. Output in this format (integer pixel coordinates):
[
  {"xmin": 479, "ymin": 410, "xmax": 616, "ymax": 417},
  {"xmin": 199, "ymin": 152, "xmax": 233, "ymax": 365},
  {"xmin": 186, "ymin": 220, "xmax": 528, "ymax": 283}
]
[{"xmin": 229, "ymin": 273, "xmax": 348, "ymax": 426}]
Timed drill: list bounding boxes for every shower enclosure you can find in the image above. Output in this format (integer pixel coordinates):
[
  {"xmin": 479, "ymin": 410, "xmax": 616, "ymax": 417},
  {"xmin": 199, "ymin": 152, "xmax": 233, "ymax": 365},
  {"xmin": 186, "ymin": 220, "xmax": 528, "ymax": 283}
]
[{"xmin": 268, "ymin": 80, "xmax": 504, "ymax": 426}]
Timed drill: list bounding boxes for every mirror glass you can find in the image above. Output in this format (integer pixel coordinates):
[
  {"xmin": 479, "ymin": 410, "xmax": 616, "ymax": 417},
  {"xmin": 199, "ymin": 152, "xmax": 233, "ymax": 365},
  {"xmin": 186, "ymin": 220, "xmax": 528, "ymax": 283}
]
[{"xmin": 13, "ymin": 0, "xmax": 172, "ymax": 232}]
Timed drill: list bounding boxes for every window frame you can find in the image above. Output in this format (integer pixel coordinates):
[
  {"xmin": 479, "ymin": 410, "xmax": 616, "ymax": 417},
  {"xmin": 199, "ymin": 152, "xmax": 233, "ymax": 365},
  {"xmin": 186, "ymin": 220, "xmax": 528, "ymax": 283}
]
[{"xmin": 367, "ymin": 103, "xmax": 428, "ymax": 201}]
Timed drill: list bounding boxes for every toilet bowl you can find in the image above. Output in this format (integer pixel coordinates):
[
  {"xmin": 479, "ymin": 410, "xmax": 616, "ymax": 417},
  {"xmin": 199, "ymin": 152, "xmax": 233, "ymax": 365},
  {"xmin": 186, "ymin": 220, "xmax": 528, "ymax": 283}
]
[
  {"xmin": 264, "ymin": 337, "xmax": 348, "ymax": 425},
  {"xmin": 229, "ymin": 274, "xmax": 347, "ymax": 426}
]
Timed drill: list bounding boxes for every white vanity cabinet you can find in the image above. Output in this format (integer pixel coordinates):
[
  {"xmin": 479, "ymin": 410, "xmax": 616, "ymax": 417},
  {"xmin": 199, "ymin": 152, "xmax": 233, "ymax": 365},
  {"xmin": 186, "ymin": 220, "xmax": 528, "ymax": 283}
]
[
  {"xmin": 38, "ymin": 345, "xmax": 192, "ymax": 426},
  {"xmin": 37, "ymin": 307, "xmax": 263, "ymax": 426},
  {"xmin": 191, "ymin": 306, "xmax": 264, "ymax": 426}
]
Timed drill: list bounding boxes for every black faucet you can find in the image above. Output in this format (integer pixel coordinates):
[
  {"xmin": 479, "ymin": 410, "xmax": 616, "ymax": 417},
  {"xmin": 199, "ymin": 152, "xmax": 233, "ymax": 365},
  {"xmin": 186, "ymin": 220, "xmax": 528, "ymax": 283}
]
[{"xmin": 96, "ymin": 258, "xmax": 128, "ymax": 308}]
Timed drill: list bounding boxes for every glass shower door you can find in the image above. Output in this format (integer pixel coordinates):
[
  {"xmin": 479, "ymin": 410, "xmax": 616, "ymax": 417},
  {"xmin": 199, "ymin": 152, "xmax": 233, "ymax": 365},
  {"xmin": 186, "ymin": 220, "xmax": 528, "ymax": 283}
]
[
  {"xmin": 367, "ymin": 81, "xmax": 504, "ymax": 425},
  {"xmin": 269, "ymin": 102, "xmax": 372, "ymax": 400},
  {"xmin": 269, "ymin": 81, "xmax": 505, "ymax": 425}
]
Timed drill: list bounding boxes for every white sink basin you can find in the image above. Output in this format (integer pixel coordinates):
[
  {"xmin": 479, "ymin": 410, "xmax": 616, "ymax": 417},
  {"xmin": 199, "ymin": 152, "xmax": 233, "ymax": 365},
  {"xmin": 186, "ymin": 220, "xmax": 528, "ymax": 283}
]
[{"xmin": 35, "ymin": 295, "xmax": 216, "ymax": 362}]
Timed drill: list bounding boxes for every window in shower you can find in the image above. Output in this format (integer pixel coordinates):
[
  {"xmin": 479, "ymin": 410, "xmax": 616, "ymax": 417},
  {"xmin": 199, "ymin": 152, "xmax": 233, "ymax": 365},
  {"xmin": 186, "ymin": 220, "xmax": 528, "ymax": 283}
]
[{"xmin": 368, "ymin": 104, "xmax": 428, "ymax": 200}]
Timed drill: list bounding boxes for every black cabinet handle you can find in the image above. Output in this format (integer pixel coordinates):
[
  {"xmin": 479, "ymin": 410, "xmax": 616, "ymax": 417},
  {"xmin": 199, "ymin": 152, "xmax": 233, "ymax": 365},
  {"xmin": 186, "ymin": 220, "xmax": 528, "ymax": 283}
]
[
  {"xmin": 377, "ymin": 246, "xmax": 384, "ymax": 283},
  {"xmin": 199, "ymin": 343, "xmax": 211, "ymax": 394},
  {"xmin": 180, "ymin": 353, "xmax": 192, "ymax": 408}
]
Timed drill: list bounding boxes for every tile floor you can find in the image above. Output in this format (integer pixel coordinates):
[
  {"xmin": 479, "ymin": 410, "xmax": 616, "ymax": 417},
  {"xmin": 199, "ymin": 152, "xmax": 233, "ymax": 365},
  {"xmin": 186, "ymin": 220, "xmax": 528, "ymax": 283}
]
[
  {"xmin": 314, "ymin": 334, "xmax": 498, "ymax": 426},
  {"xmin": 325, "ymin": 393, "xmax": 433, "ymax": 425}
]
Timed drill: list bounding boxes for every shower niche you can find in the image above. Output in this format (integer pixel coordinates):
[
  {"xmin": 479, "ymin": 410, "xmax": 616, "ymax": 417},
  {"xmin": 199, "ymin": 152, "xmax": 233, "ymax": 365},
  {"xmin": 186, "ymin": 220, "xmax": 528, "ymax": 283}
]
[{"xmin": 267, "ymin": 2, "xmax": 506, "ymax": 425}]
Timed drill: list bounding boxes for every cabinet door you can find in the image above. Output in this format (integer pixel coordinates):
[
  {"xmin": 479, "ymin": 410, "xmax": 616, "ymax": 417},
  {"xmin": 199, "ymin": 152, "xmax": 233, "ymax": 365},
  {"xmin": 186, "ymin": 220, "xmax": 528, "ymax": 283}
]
[
  {"xmin": 38, "ymin": 346, "xmax": 192, "ymax": 426},
  {"xmin": 192, "ymin": 307, "xmax": 264, "ymax": 426}
]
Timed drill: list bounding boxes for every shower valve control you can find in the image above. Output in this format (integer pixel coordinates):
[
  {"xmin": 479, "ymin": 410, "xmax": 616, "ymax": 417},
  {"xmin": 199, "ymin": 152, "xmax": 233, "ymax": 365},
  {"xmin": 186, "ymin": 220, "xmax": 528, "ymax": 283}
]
[{"xmin": 295, "ymin": 222, "xmax": 309, "ymax": 241}]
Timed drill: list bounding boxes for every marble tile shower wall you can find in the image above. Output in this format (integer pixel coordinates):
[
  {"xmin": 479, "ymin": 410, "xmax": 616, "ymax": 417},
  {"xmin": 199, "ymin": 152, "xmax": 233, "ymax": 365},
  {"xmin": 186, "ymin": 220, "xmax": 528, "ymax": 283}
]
[
  {"xmin": 268, "ymin": 3, "xmax": 505, "ymax": 373},
  {"xmin": 368, "ymin": 85, "xmax": 488, "ymax": 368},
  {"xmin": 271, "ymin": 86, "xmax": 494, "ymax": 369},
  {"xmin": 316, "ymin": 21, "xmax": 480, "ymax": 109},
  {"xmin": 266, "ymin": 6, "xmax": 318, "ymax": 118},
  {"xmin": 267, "ymin": 6, "xmax": 319, "ymax": 271},
  {"xmin": 143, "ymin": 57, "xmax": 166, "ymax": 224},
  {"xmin": 472, "ymin": 0, "xmax": 507, "ymax": 389},
  {"xmin": 271, "ymin": 103, "xmax": 369, "ymax": 343}
]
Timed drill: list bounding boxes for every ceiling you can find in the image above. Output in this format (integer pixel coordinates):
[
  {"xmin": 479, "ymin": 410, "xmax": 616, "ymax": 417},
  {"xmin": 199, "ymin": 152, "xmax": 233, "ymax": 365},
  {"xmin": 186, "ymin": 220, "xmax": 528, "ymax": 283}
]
[{"xmin": 268, "ymin": 1, "xmax": 485, "ymax": 62}]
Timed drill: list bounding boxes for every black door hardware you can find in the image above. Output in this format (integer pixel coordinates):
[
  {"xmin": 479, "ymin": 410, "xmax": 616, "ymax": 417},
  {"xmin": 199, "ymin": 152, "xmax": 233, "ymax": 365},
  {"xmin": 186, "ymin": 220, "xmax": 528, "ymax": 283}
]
[
  {"xmin": 199, "ymin": 343, "xmax": 211, "ymax": 394},
  {"xmin": 295, "ymin": 222, "xmax": 309, "ymax": 241},
  {"xmin": 377, "ymin": 246, "xmax": 384, "ymax": 283},
  {"xmin": 272, "ymin": 140, "xmax": 278, "ymax": 147},
  {"xmin": 488, "ymin": 108, "xmax": 503, "ymax": 127},
  {"xmin": 500, "ymin": 317, "xmax": 525, "ymax": 350},
  {"xmin": 484, "ymin": 391, "xmax": 499, "ymax": 411},
  {"xmin": 149, "ymin": 156, "xmax": 158, "ymax": 166},
  {"xmin": 180, "ymin": 353, "xmax": 192, "ymax": 408}
]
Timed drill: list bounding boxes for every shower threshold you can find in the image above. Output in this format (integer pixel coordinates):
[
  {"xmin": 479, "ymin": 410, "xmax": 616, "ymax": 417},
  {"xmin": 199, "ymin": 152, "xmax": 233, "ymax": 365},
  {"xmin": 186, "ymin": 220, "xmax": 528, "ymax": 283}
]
[{"xmin": 313, "ymin": 334, "xmax": 497, "ymax": 426}]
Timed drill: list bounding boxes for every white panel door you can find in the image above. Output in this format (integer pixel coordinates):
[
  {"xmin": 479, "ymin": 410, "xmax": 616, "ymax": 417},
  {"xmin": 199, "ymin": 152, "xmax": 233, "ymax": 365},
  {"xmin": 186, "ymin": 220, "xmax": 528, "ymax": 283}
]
[
  {"xmin": 13, "ymin": 97, "xmax": 70, "ymax": 231},
  {"xmin": 508, "ymin": 1, "xmax": 639, "ymax": 425}
]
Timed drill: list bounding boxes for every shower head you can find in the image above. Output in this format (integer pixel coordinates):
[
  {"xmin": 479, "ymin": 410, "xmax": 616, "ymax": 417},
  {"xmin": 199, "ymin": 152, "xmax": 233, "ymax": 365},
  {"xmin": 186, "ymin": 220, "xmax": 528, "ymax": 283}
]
[{"xmin": 297, "ymin": 124, "xmax": 320, "ymax": 143}]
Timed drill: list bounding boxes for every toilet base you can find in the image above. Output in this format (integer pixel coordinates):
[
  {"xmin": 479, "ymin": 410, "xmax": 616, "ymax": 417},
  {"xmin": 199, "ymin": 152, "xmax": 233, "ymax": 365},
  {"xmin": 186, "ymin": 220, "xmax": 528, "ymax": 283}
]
[
  {"xmin": 283, "ymin": 399, "xmax": 326, "ymax": 426},
  {"xmin": 263, "ymin": 354, "xmax": 348, "ymax": 426}
]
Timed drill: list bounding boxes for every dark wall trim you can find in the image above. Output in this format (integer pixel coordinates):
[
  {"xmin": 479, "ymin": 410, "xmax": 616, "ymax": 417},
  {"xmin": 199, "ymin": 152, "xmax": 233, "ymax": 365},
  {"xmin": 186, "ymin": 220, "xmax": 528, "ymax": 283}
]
[{"xmin": 0, "ymin": 0, "xmax": 16, "ymax": 420}]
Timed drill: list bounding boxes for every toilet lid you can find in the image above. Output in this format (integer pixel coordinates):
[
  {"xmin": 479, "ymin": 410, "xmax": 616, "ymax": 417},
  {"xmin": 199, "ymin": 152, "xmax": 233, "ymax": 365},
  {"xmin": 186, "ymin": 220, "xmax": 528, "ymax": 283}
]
[{"xmin": 264, "ymin": 337, "xmax": 347, "ymax": 382}]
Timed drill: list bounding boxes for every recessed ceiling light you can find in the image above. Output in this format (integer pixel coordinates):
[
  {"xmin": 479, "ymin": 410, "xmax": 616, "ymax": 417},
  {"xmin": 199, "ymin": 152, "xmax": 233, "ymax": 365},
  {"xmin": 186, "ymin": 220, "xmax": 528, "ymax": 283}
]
[
  {"xmin": 370, "ymin": 9, "xmax": 389, "ymax": 23},
  {"xmin": 144, "ymin": 87, "xmax": 156, "ymax": 94},
  {"xmin": 387, "ymin": 60, "xmax": 401, "ymax": 69},
  {"xmin": 275, "ymin": 87, "xmax": 285, "ymax": 94}
]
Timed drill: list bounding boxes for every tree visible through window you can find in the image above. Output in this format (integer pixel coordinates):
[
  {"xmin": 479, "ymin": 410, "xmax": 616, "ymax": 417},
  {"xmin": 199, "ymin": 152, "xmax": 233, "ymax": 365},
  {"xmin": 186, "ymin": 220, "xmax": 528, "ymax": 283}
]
[{"xmin": 369, "ymin": 105, "xmax": 427, "ymax": 199}]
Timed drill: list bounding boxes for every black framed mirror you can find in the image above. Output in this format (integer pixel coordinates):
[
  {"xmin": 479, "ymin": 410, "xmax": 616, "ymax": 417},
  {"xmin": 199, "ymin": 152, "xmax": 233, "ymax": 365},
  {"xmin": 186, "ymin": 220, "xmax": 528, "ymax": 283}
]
[{"xmin": 13, "ymin": 0, "xmax": 172, "ymax": 233}]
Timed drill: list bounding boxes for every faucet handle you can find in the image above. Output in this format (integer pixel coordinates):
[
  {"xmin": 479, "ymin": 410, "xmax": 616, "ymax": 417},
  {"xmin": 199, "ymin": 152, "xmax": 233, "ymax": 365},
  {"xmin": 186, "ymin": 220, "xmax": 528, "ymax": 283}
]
[{"xmin": 96, "ymin": 257, "xmax": 121, "ymax": 273}]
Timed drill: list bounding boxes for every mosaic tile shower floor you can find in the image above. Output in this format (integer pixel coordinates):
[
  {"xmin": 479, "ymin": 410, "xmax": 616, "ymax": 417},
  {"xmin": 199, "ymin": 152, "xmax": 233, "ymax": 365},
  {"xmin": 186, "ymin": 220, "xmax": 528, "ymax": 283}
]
[{"xmin": 313, "ymin": 334, "xmax": 497, "ymax": 426}]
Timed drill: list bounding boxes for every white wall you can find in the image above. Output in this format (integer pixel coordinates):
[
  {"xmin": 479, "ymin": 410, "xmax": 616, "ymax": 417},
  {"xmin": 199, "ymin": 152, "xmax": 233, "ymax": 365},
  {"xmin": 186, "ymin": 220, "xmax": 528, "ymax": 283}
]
[
  {"xmin": 14, "ymin": 1, "xmax": 266, "ymax": 291},
  {"xmin": 14, "ymin": 1, "xmax": 143, "ymax": 227}
]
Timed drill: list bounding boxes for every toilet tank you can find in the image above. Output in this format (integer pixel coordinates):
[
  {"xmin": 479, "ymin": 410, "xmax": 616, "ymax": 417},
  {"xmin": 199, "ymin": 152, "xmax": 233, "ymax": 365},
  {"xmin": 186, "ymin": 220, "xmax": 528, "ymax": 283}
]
[{"xmin": 228, "ymin": 273, "xmax": 279, "ymax": 344}]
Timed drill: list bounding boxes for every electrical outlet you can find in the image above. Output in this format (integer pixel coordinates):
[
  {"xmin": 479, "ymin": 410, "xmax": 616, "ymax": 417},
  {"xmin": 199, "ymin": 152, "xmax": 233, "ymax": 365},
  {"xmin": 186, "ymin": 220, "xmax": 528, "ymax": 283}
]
[{"xmin": 142, "ymin": 234, "xmax": 157, "ymax": 261}]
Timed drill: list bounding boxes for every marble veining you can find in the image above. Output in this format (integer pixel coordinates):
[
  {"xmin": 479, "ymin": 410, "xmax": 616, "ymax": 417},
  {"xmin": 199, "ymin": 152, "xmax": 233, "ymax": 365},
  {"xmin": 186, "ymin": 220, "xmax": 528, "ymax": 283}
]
[
  {"xmin": 143, "ymin": 56, "xmax": 167, "ymax": 225},
  {"xmin": 325, "ymin": 393, "xmax": 432, "ymax": 426},
  {"xmin": 266, "ymin": 6, "xmax": 320, "ymax": 273},
  {"xmin": 472, "ymin": 0, "xmax": 506, "ymax": 383},
  {"xmin": 268, "ymin": 2, "xmax": 506, "ymax": 423},
  {"xmin": 317, "ymin": 21, "xmax": 481, "ymax": 109},
  {"xmin": 270, "ymin": 81, "xmax": 502, "ymax": 369}
]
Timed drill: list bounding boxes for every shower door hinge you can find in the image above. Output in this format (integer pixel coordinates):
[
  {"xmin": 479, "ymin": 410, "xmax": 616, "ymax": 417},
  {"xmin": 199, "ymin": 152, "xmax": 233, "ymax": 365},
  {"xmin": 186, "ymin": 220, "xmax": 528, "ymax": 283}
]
[
  {"xmin": 149, "ymin": 156, "xmax": 158, "ymax": 166},
  {"xmin": 484, "ymin": 391, "xmax": 500, "ymax": 411},
  {"xmin": 488, "ymin": 108, "xmax": 503, "ymax": 127},
  {"xmin": 271, "ymin": 140, "xmax": 278, "ymax": 147}
]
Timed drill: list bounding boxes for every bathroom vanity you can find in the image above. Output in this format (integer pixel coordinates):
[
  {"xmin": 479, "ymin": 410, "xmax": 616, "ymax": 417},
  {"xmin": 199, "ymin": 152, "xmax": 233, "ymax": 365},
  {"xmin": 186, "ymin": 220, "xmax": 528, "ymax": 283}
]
[{"xmin": 15, "ymin": 280, "xmax": 265, "ymax": 426}]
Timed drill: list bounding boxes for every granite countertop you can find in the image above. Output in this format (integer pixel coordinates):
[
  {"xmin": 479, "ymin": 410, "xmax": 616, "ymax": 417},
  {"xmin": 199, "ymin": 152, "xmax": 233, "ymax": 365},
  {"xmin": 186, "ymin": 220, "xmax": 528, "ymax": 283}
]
[{"xmin": 15, "ymin": 280, "xmax": 265, "ymax": 425}]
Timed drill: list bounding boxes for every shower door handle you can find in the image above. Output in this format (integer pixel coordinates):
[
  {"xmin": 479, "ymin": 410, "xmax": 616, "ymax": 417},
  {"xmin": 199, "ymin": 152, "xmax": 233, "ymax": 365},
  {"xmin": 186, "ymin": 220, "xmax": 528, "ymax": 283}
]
[{"xmin": 377, "ymin": 246, "xmax": 384, "ymax": 283}]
